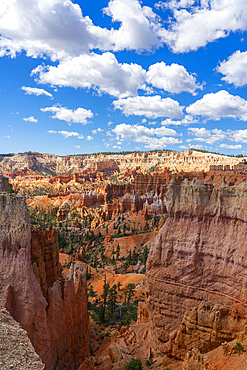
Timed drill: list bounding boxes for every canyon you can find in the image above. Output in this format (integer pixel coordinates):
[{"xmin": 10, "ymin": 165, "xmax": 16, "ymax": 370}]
[{"xmin": 0, "ymin": 149, "xmax": 247, "ymax": 370}]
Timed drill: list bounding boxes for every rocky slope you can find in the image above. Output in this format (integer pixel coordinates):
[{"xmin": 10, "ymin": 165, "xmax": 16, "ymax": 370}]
[
  {"xmin": 0, "ymin": 177, "xmax": 90, "ymax": 369},
  {"xmin": 0, "ymin": 150, "xmax": 245, "ymax": 175},
  {"xmin": 145, "ymin": 178, "xmax": 247, "ymax": 355},
  {"xmin": 0, "ymin": 308, "xmax": 45, "ymax": 370}
]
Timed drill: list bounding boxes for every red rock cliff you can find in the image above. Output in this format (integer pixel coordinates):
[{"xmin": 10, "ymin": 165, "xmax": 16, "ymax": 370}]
[
  {"xmin": 145, "ymin": 178, "xmax": 247, "ymax": 354},
  {"xmin": 0, "ymin": 190, "xmax": 89, "ymax": 369}
]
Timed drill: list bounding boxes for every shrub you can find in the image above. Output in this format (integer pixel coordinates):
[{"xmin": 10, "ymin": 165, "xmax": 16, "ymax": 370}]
[{"xmin": 124, "ymin": 358, "xmax": 143, "ymax": 370}]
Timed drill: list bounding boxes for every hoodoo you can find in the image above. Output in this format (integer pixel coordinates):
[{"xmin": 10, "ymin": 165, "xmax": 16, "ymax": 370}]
[{"xmin": 0, "ymin": 176, "xmax": 90, "ymax": 369}]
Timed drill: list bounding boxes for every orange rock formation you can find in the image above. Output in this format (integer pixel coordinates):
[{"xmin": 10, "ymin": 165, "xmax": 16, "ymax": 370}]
[
  {"xmin": 146, "ymin": 178, "xmax": 247, "ymax": 355},
  {"xmin": 0, "ymin": 176, "xmax": 90, "ymax": 369}
]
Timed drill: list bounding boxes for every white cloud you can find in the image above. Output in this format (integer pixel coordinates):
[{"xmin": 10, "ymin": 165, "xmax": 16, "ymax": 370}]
[
  {"xmin": 179, "ymin": 145, "xmax": 188, "ymax": 149},
  {"xmin": 187, "ymin": 127, "xmax": 247, "ymax": 145},
  {"xmin": 217, "ymin": 50, "xmax": 247, "ymax": 87},
  {"xmin": 188, "ymin": 143, "xmax": 204, "ymax": 149},
  {"xmin": 0, "ymin": 0, "xmax": 167, "ymax": 63},
  {"xmin": 1, "ymin": 0, "xmax": 247, "ymax": 61},
  {"xmin": 141, "ymin": 136, "xmax": 182, "ymax": 149},
  {"xmin": 48, "ymin": 130, "xmax": 84, "ymax": 139},
  {"xmin": 160, "ymin": 115, "xmax": 198, "ymax": 126},
  {"xmin": 108, "ymin": 121, "xmax": 114, "ymax": 126},
  {"xmin": 112, "ymin": 123, "xmax": 182, "ymax": 149},
  {"xmin": 41, "ymin": 105, "xmax": 93, "ymax": 124},
  {"xmin": 21, "ymin": 86, "xmax": 53, "ymax": 98},
  {"xmin": 23, "ymin": 116, "xmax": 38, "ymax": 123},
  {"xmin": 95, "ymin": 0, "xmax": 163, "ymax": 52},
  {"xmin": 187, "ymin": 127, "xmax": 227, "ymax": 144},
  {"xmin": 146, "ymin": 61, "xmax": 203, "ymax": 94},
  {"xmin": 219, "ymin": 143, "xmax": 242, "ymax": 149},
  {"xmin": 74, "ymin": 145, "xmax": 81, "ymax": 148},
  {"xmin": 186, "ymin": 90, "xmax": 247, "ymax": 121},
  {"xmin": 229, "ymin": 130, "xmax": 247, "ymax": 143},
  {"xmin": 155, "ymin": 0, "xmax": 195, "ymax": 10},
  {"xmin": 113, "ymin": 123, "xmax": 179, "ymax": 139},
  {"xmin": 92, "ymin": 128, "xmax": 104, "ymax": 134},
  {"xmin": 4, "ymin": 135, "xmax": 10, "ymax": 139},
  {"xmin": 32, "ymin": 52, "xmax": 146, "ymax": 98},
  {"xmin": 161, "ymin": 118, "xmax": 181, "ymax": 126},
  {"xmin": 113, "ymin": 95, "xmax": 184, "ymax": 119},
  {"xmin": 157, "ymin": 0, "xmax": 247, "ymax": 53},
  {"xmin": 86, "ymin": 135, "xmax": 93, "ymax": 141},
  {"xmin": 0, "ymin": 0, "xmax": 96, "ymax": 60},
  {"xmin": 113, "ymin": 145, "xmax": 122, "ymax": 149}
]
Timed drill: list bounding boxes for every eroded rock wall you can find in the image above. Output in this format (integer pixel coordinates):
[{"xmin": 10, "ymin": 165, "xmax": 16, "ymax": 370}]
[
  {"xmin": 164, "ymin": 301, "xmax": 247, "ymax": 359},
  {"xmin": 0, "ymin": 191, "xmax": 89, "ymax": 369},
  {"xmin": 145, "ymin": 179, "xmax": 247, "ymax": 354}
]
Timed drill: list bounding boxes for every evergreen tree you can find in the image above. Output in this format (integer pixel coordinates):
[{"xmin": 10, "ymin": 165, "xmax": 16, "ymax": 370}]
[
  {"xmin": 86, "ymin": 265, "xmax": 91, "ymax": 280},
  {"xmin": 143, "ymin": 245, "xmax": 148, "ymax": 264},
  {"xmin": 126, "ymin": 283, "xmax": 135, "ymax": 303},
  {"xmin": 101, "ymin": 276, "xmax": 109, "ymax": 321},
  {"xmin": 98, "ymin": 304, "xmax": 105, "ymax": 324},
  {"xmin": 108, "ymin": 284, "xmax": 118, "ymax": 319},
  {"xmin": 116, "ymin": 244, "xmax": 120, "ymax": 260}
]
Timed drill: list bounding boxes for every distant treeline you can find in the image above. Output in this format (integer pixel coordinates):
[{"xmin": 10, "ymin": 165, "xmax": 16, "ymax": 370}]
[
  {"xmin": 189, "ymin": 148, "xmax": 245, "ymax": 158},
  {"xmin": 0, "ymin": 148, "xmax": 245, "ymax": 159}
]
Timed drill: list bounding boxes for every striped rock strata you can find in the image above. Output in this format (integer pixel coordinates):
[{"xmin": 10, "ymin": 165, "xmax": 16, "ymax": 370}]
[{"xmin": 145, "ymin": 178, "xmax": 247, "ymax": 354}]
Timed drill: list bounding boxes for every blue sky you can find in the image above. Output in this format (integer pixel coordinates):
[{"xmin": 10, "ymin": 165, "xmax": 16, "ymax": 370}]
[{"xmin": 1, "ymin": 0, "xmax": 247, "ymax": 156}]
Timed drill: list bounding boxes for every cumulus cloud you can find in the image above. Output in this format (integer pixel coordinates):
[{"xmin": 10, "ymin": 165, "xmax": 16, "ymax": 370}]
[
  {"xmin": 41, "ymin": 105, "xmax": 93, "ymax": 124},
  {"xmin": 187, "ymin": 127, "xmax": 247, "ymax": 146},
  {"xmin": 1, "ymin": 0, "xmax": 247, "ymax": 60},
  {"xmin": 23, "ymin": 116, "xmax": 38, "ymax": 123},
  {"xmin": 146, "ymin": 61, "xmax": 203, "ymax": 94},
  {"xmin": 0, "ymin": 0, "xmax": 164, "ymax": 60},
  {"xmin": 186, "ymin": 90, "xmax": 247, "ymax": 121},
  {"xmin": 112, "ymin": 123, "xmax": 182, "ymax": 149},
  {"xmin": 187, "ymin": 128, "xmax": 227, "ymax": 144},
  {"xmin": 219, "ymin": 143, "xmax": 242, "ymax": 149},
  {"xmin": 21, "ymin": 86, "xmax": 53, "ymax": 98},
  {"xmin": 96, "ymin": 0, "xmax": 163, "ymax": 52},
  {"xmin": 113, "ymin": 123, "xmax": 179, "ymax": 139},
  {"xmin": 113, "ymin": 95, "xmax": 184, "ymax": 119},
  {"xmin": 92, "ymin": 128, "xmax": 104, "ymax": 134},
  {"xmin": 86, "ymin": 135, "xmax": 93, "ymax": 141},
  {"xmin": 47, "ymin": 130, "xmax": 84, "ymax": 139},
  {"xmin": 112, "ymin": 145, "xmax": 122, "ymax": 149},
  {"xmin": 74, "ymin": 145, "xmax": 81, "ymax": 148},
  {"xmin": 32, "ymin": 52, "xmax": 146, "ymax": 98},
  {"xmin": 217, "ymin": 50, "xmax": 247, "ymax": 87},
  {"xmin": 0, "ymin": 0, "xmax": 96, "ymax": 60},
  {"xmin": 229, "ymin": 130, "xmax": 247, "ymax": 143},
  {"xmin": 157, "ymin": 0, "xmax": 247, "ymax": 53}
]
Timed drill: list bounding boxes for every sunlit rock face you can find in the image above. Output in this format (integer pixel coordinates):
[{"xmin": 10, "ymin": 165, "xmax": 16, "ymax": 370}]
[
  {"xmin": 145, "ymin": 178, "xmax": 247, "ymax": 354},
  {"xmin": 0, "ymin": 178, "xmax": 89, "ymax": 369}
]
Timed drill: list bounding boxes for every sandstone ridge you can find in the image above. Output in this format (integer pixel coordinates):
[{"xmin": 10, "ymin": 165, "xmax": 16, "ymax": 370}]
[{"xmin": 0, "ymin": 150, "xmax": 245, "ymax": 175}]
